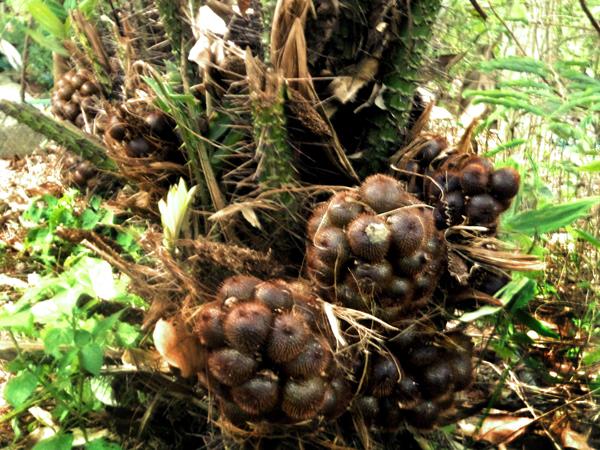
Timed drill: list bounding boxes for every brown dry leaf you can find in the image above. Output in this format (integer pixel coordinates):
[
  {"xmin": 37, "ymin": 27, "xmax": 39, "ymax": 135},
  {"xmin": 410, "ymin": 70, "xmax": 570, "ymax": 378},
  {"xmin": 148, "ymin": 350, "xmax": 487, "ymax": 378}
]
[
  {"xmin": 240, "ymin": 205, "xmax": 262, "ymax": 229},
  {"xmin": 153, "ymin": 318, "xmax": 205, "ymax": 378},
  {"xmin": 475, "ymin": 414, "xmax": 533, "ymax": 445},
  {"xmin": 329, "ymin": 57, "xmax": 379, "ymax": 104},
  {"xmin": 142, "ymin": 297, "xmax": 176, "ymax": 331},
  {"xmin": 238, "ymin": 0, "xmax": 250, "ymax": 14},
  {"xmin": 209, "ymin": 198, "xmax": 278, "ymax": 224},
  {"xmin": 448, "ymin": 250, "xmax": 470, "ymax": 285},
  {"xmin": 121, "ymin": 348, "xmax": 165, "ymax": 371},
  {"xmin": 561, "ymin": 424, "xmax": 592, "ymax": 450}
]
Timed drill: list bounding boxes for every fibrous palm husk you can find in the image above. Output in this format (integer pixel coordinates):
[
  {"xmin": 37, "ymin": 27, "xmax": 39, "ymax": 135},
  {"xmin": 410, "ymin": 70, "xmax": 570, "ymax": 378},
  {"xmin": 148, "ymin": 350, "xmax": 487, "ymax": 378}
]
[
  {"xmin": 447, "ymin": 231, "xmax": 545, "ymax": 273},
  {"xmin": 268, "ymin": 0, "xmax": 358, "ymax": 182},
  {"xmin": 102, "ymin": 99, "xmax": 187, "ymax": 208}
]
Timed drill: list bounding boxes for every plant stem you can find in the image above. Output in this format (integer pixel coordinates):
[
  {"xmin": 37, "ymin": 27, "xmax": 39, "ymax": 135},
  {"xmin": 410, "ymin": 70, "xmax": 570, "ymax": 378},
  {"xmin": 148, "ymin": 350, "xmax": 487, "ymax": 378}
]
[
  {"xmin": 579, "ymin": 0, "xmax": 600, "ymax": 37},
  {"xmin": 249, "ymin": 70, "xmax": 296, "ymax": 193},
  {"xmin": 19, "ymin": 19, "xmax": 33, "ymax": 103},
  {"xmin": 0, "ymin": 100, "xmax": 115, "ymax": 170},
  {"xmin": 363, "ymin": 0, "xmax": 442, "ymax": 175}
]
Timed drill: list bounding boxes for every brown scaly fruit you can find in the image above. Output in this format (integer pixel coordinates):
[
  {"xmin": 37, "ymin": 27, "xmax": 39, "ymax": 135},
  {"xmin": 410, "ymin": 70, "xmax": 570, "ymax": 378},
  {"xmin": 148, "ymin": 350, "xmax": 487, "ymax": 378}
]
[
  {"xmin": 351, "ymin": 328, "xmax": 474, "ymax": 431},
  {"xmin": 62, "ymin": 152, "xmax": 98, "ymax": 190},
  {"xmin": 395, "ymin": 136, "xmax": 520, "ymax": 233},
  {"xmin": 306, "ymin": 174, "xmax": 447, "ymax": 323},
  {"xmin": 424, "ymin": 153, "xmax": 518, "ymax": 232},
  {"xmin": 192, "ymin": 277, "xmax": 354, "ymax": 425},
  {"xmin": 51, "ymin": 69, "xmax": 102, "ymax": 134},
  {"xmin": 100, "ymin": 102, "xmax": 186, "ymax": 203},
  {"xmin": 61, "ymin": 151, "xmax": 117, "ymax": 193},
  {"xmin": 103, "ymin": 106, "xmax": 182, "ymax": 163}
]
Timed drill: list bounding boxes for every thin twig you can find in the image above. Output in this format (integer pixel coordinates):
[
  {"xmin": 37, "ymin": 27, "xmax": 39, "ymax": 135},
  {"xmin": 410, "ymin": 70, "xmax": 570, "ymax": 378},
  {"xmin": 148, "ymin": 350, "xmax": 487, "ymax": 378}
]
[
  {"xmin": 506, "ymin": 368, "xmax": 562, "ymax": 450},
  {"xmin": 487, "ymin": 1, "xmax": 527, "ymax": 56},
  {"xmin": 19, "ymin": 19, "xmax": 33, "ymax": 103},
  {"xmin": 579, "ymin": 0, "xmax": 600, "ymax": 37},
  {"xmin": 469, "ymin": 0, "xmax": 488, "ymax": 21}
]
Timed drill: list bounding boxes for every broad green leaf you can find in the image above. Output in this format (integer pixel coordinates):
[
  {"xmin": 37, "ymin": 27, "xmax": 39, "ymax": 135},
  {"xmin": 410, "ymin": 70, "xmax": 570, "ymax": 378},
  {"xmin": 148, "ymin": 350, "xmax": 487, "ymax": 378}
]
[
  {"xmin": 510, "ymin": 3, "xmax": 528, "ymax": 21},
  {"xmin": 459, "ymin": 305, "xmax": 502, "ymax": 323},
  {"xmin": 503, "ymin": 197, "xmax": 600, "ymax": 235},
  {"xmin": 32, "ymin": 433, "xmax": 74, "ymax": 450},
  {"xmin": 43, "ymin": 327, "xmax": 74, "ymax": 358},
  {"xmin": 23, "ymin": 196, "xmax": 49, "ymax": 223},
  {"xmin": 116, "ymin": 322, "xmax": 140, "ymax": 347},
  {"xmin": 5, "ymin": 371, "xmax": 38, "ymax": 407},
  {"xmin": 459, "ymin": 277, "xmax": 536, "ymax": 322},
  {"xmin": 511, "ymin": 332, "xmax": 534, "ymax": 346},
  {"xmin": 44, "ymin": 0, "xmax": 68, "ymax": 21},
  {"xmin": 99, "ymin": 208, "xmax": 114, "ymax": 225},
  {"xmin": 90, "ymin": 264, "xmax": 117, "ymax": 300},
  {"xmin": 26, "ymin": 0, "xmax": 66, "ymax": 38},
  {"xmin": 92, "ymin": 311, "xmax": 124, "ymax": 341},
  {"xmin": 578, "ymin": 160, "xmax": 600, "ymax": 172},
  {"xmin": 90, "ymin": 377, "xmax": 118, "ymax": 407},
  {"xmin": 25, "ymin": 227, "xmax": 52, "ymax": 253},
  {"xmin": 74, "ymin": 258, "xmax": 116, "ymax": 300},
  {"xmin": 514, "ymin": 311, "xmax": 559, "ymax": 338},
  {"xmin": 507, "ymin": 278, "xmax": 537, "ymax": 312},
  {"xmin": 16, "ymin": 275, "xmax": 67, "ymax": 307},
  {"xmin": 86, "ymin": 438, "xmax": 123, "ymax": 450},
  {"xmin": 89, "ymin": 195, "xmax": 102, "ymax": 210},
  {"xmin": 583, "ymin": 347, "xmax": 600, "ymax": 366},
  {"xmin": 80, "ymin": 343, "xmax": 103, "ymax": 375},
  {"xmin": 571, "ymin": 228, "xmax": 600, "ymax": 249},
  {"xmin": 80, "ymin": 209, "xmax": 101, "ymax": 230},
  {"xmin": 58, "ymin": 348, "xmax": 79, "ymax": 372},
  {"xmin": 25, "ymin": 28, "xmax": 68, "ymax": 56},
  {"xmin": 0, "ymin": 310, "xmax": 34, "ymax": 329},
  {"xmin": 115, "ymin": 232, "xmax": 139, "ymax": 256},
  {"xmin": 31, "ymin": 288, "xmax": 82, "ymax": 323},
  {"xmin": 79, "ymin": 0, "xmax": 101, "ymax": 16},
  {"xmin": 491, "ymin": 341, "xmax": 515, "ymax": 360},
  {"xmin": 63, "ymin": 0, "xmax": 78, "ymax": 10},
  {"xmin": 74, "ymin": 330, "xmax": 92, "ymax": 347}
]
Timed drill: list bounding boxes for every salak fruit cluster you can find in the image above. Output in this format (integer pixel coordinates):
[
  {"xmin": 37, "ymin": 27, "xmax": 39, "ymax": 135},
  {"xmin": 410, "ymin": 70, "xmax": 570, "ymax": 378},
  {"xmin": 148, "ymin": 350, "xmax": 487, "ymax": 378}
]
[
  {"xmin": 306, "ymin": 174, "xmax": 447, "ymax": 322},
  {"xmin": 51, "ymin": 69, "xmax": 101, "ymax": 131},
  {"xmin": 398, "ymin": 137, "xmax": 520, "ymax": 233},
  {"xmin": 192, "ymin": 276, "xmax": 353, "ymax": 425},
  {"xmin": 353, "ymin": 326, "xmax": 473, "ymax": 430},
  {"xmin": 103, "ymin": 108, "xmax": 182, "ymax": 161},
  {"xmin": 62, "ymin": 152, "xmax": 98, "ymax": 189}
]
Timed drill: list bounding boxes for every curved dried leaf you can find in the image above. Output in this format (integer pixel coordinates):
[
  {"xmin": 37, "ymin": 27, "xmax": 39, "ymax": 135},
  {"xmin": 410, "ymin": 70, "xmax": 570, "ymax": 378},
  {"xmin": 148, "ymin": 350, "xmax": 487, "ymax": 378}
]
[{"xmin": 476, "ymin": 414, "xmax": 533, "ymax": 444}]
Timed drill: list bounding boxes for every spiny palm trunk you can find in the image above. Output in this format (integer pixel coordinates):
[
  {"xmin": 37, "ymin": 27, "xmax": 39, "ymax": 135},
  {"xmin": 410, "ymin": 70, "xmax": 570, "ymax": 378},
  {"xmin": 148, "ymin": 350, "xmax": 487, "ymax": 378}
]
[
  {"xmin": 305, "ymin": 0, "xmax": 442, "ymax": 177},
  {"xmin": 364, "ymin": 0, "xmax": 442, "ymax": 174},
  {"xmin": 0, "ymin": 100, "xmax": 114, "ymax": 170}
]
